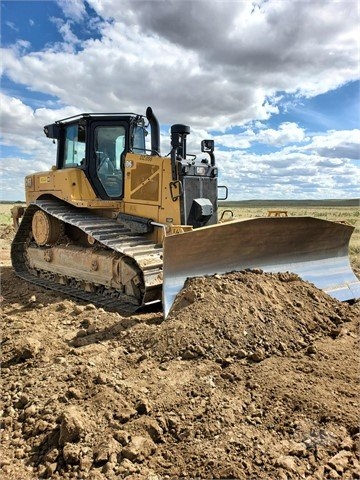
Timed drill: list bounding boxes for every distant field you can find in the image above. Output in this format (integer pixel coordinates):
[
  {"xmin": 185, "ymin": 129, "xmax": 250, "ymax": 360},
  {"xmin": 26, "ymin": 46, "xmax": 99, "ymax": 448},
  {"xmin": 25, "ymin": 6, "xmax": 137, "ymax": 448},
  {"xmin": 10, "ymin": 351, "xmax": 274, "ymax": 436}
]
[
  {"xmin": 220, "ymin": 199, "xmax": 359, "ymax": 208},
  {"xmin": 0, "ymin": 203, "xmax": 25, "ymax": 225}
]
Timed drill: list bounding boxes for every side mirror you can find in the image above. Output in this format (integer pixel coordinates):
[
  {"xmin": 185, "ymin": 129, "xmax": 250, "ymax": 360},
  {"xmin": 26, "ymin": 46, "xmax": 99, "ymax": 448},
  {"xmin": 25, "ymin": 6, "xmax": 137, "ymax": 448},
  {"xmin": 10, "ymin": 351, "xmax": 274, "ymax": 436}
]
[
  {"xmin": 44, "ymin": 123, "xmax": 60, "ymax": 139},
  {"xmin": 201, "ymin": 139, "xmax": 214, "ymax": 153}
]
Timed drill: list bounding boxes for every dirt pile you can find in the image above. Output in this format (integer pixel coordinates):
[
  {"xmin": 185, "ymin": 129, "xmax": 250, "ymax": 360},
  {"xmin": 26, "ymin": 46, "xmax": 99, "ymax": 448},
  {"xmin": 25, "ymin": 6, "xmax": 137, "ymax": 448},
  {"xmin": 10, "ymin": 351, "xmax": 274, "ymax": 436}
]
[
  {"xmin": 121, "ymin": 271, "xmax": 354, "ymax": 363},
  {"xmin": 1, "ymin": 228, "xmax": 360, "ymax": 479}
]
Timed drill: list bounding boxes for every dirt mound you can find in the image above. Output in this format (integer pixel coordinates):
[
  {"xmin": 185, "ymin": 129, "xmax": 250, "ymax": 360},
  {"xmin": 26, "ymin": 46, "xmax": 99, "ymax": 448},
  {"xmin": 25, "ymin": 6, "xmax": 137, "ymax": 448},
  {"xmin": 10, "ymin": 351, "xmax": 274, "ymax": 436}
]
[
  {"xmin": 1, "ymin": 224, "xmax": 360, "ymax": 479},
  {"xmin": 121, "ymin": 271, "xmax": 356, "ymax": 364}
]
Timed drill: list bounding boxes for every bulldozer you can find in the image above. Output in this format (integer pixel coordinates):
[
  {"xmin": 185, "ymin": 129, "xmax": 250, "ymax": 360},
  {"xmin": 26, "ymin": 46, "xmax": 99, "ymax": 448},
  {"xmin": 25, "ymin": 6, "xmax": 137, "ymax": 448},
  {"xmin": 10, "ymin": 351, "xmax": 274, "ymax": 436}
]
[{"xmin": 11, "ymin": 107, "xmax": 360, "ymax": 317}]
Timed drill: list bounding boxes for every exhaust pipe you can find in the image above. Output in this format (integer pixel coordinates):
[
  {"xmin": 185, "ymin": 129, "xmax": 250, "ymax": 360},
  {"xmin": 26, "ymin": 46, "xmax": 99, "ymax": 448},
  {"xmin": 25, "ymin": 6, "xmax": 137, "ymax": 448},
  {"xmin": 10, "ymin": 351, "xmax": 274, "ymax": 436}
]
[
  {"xmin": 146, "ymin": 106, "xmax": 160, "ymax": 156},
  {"xmin": 171, "ymin": 124, "xmax": 190, "ymax": 160}
]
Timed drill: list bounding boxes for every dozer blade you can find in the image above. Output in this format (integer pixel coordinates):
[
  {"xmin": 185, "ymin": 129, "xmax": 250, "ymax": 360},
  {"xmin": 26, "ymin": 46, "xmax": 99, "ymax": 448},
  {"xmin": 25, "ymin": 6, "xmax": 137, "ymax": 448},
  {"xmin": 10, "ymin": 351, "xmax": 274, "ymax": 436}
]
[{"xmin": 162, "ymin": 217, "xmax": 360, "ymax": 318}]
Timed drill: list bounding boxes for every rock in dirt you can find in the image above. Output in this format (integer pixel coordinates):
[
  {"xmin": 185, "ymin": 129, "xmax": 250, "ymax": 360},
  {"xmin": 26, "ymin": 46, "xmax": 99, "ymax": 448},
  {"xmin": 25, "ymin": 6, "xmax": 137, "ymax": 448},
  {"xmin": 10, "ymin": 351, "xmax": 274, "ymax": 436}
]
[
  {"xmin": 58, "ymin": 407, "xmax": 86, "ymax": 446},
  {"xmin": 73, "ymin": 305, "xmax": 86, "ymax": 315},
  {"xmin": 275, "ymin": 455, "xmax": 298, "ymax": 472},
  {"xmin": 327, "ymin": 450, "xmax": 352, "ymax": 473},
  {"xmin": 122, "ymin": 435, "xmax": 156, "ymax": 463},
  {"xmin": 93, "ymin": 439, "xmax": 120, "ymax": 466},
  {"xmin": 62, "ymin": 443, "xmax": 82, "ymax": 465},
  {"xmin": 15, "ymin": 337, "xmax": 41, "ymax": 360}
]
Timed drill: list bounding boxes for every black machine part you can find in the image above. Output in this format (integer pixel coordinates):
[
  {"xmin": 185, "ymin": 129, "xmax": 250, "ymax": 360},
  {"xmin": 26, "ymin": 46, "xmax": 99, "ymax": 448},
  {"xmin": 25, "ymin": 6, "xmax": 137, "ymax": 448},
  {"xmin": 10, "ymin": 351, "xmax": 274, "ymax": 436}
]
[
  {"xmin": 146, "ymin": 107, "xmax": 161, "ymax": 156},
  {"xmin": 117, "ymin": 213, "xmax": 154, "ymax": 234},
  {"xmin": 169, "ymin": 123, "xmax": 219, "ymax": 228}
]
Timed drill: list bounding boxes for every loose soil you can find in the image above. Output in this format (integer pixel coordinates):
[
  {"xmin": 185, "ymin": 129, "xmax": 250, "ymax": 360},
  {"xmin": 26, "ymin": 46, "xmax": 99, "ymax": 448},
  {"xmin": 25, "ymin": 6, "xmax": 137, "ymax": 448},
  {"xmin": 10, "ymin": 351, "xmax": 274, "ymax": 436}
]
[{"xmin": 1, "ymin": 224, "xmax": 359, "ymax": 480}]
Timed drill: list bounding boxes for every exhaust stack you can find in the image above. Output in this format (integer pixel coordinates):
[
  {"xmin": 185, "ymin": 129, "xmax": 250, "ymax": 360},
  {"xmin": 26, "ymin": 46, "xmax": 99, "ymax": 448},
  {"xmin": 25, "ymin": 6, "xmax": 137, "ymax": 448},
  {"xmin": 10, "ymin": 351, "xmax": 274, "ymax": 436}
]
[{"xmin": 146, "ymin": 106, "xmax": 160, "ymax": 156}]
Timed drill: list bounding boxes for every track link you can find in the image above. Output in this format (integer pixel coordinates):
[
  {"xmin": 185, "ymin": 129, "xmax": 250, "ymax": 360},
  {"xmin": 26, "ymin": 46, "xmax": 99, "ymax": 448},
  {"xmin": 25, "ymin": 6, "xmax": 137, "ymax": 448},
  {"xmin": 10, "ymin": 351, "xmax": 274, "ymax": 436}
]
[{"xmin": 11, "ymin": 199, "xmax": 163, "ymax": 314}]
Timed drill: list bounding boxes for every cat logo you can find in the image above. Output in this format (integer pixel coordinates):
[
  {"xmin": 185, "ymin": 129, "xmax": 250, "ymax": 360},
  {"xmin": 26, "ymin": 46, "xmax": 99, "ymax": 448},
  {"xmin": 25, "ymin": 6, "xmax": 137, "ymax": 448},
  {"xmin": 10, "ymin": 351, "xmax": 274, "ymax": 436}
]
[{"xmin": 39, "ymin": 176, "xmax": 50, "ymax": 184}]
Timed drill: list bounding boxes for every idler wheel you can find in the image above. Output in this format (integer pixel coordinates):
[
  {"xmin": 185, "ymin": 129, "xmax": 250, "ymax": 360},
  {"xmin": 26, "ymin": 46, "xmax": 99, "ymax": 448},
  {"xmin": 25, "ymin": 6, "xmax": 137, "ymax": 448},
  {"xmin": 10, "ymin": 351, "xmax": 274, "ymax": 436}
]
[{"xmin": 32, "ymin": 210, "xmax": 63, "ymax": 246}]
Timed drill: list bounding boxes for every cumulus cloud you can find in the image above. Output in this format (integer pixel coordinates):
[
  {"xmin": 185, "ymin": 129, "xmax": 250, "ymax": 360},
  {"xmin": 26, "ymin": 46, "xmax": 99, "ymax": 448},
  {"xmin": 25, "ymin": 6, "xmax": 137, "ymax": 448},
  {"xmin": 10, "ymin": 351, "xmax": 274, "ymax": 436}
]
[
  {"xmin": 257, "ymin": 123, "xmax": 307, "ymax": 146},
  {"xmin": 218, "ymin": 147, "xmax": 359, "ymax": 200},
  {"xmin": 1, "ymin": 0, "xmax": 359, "ymax": 129},
  {"xmin": 0, "ymin": 93, "xmax": 77, "ymax": 164},
  {"xmin": 87, "ymin": 0, "xmax": 359, "ymax": 95},
  {"xmin": 56, "ymin": 0, "xmax": 87, "ymax": 22},
  {"xmin": 303, "ymin": 130, "xmax": 360, "ymax": 160},
  {"xmin": 1, "ymin": 0, "xmax": 359, "ymax": 200},
  {"xmin": 1, "ymin": 157, "xmax": 54, "ymax": 201},
  {"xmin": 215, "ymin": 122, "xmax": 307, "ymax": 149}
]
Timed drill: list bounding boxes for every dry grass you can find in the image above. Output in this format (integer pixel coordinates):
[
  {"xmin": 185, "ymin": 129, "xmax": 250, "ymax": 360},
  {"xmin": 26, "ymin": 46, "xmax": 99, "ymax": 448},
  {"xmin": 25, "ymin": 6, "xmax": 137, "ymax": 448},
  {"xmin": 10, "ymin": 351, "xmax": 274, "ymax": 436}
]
[{"xmin": 0, "ymin": 203, "xmax": 25, "ymax": 225}]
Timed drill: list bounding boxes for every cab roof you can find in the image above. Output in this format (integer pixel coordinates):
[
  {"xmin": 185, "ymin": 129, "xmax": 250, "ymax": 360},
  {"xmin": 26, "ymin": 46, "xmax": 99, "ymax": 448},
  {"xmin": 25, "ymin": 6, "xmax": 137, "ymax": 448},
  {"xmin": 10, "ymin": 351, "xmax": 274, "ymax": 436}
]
[{"xmin": 55, "ymin": 112, "xmax": 144, "ymax": 124}]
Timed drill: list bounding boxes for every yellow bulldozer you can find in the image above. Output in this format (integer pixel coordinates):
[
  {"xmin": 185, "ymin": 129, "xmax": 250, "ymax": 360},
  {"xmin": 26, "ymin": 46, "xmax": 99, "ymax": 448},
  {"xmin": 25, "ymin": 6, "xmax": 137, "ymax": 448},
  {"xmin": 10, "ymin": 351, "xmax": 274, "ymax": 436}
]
[{"xmin": 11, "ymin": 107, "xmax": 360, "ymax": 317}]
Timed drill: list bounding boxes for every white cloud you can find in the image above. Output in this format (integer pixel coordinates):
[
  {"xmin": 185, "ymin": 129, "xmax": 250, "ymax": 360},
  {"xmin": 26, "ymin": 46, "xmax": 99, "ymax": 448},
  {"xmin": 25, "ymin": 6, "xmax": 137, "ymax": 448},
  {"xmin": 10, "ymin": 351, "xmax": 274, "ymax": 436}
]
[
  {"xmin": 6, "ymin": 21, "xmax": 18, "ymax": 32},
  {"xmin": 50, "ymin": 17, "xmax": 81, "ymax": 48},
  {"xmin": 90, "ymin": 0, "xmax": 358, "ymax": 96},
  {"xmin": 1, "ymin": 157, "xmax": 53, "ymax": 201},
  {"xmin": 215, "ymin": 122, "xmax": 307, "ymax": 149},
  {"xmin": 56, "ymin": 0, "xmax": 87, "ymax": 22},
  {"xmin": 1, "ymin": 157, "xmax": 51, "ymax": 176},
  {"xmin": 1, "ymin": 0, "xmax": 358, "ymax": 129},
  {"xmin": 220, "ymin": 151, "xmax": 359, "ymax": 199},
  {"xmin": 303, "ymin": 130, "xmax": 360, "ymax": 160},
  {"xmin": 215, "ymin": 126, "xmax": 360, "ymax": 200},
  {"xmin": 1, "ymin": 0, "xmax": 359, "ymax": 201},
  {"xmin": 0, "ymin": 93, "xmax": 78, "ymax": 161},
  {"xmin": 257, "ymin": 123, "xmax": 307, "ymax": 146}
]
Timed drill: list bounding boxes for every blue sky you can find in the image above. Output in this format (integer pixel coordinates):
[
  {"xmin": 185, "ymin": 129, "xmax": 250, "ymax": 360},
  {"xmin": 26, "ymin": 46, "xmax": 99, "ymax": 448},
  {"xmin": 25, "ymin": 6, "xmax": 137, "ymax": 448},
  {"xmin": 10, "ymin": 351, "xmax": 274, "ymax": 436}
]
[{"xmin": 1, "ymin": 0, "xmax": 359, "ymax": 201}]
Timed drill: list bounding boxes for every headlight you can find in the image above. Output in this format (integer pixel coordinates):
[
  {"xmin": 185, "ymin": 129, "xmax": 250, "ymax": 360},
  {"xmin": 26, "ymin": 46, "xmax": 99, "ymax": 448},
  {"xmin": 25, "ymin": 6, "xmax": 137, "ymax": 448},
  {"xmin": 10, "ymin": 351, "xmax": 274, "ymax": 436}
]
[
  {"xmin": 25, "ymin": 176, "xmax": 33, "ymax": 187},
  {"xmin": 195, "ymin": 166, "xmax": 207, "ymax": 175}
]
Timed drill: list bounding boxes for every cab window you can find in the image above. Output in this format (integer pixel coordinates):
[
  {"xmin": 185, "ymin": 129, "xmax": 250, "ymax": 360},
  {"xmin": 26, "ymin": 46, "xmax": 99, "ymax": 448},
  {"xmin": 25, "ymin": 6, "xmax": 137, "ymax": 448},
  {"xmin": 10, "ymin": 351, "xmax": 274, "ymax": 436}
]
[
  {"xmin": 132, "ymin": 125, "xmax": 147, "ymax": 154},
  {"xmin": 63, "ymin": 124, "xmax": 85, "ymax": 167},
  {"xmin": 95, "ymin": 125, "xmax": 125, "ymax": 197}
]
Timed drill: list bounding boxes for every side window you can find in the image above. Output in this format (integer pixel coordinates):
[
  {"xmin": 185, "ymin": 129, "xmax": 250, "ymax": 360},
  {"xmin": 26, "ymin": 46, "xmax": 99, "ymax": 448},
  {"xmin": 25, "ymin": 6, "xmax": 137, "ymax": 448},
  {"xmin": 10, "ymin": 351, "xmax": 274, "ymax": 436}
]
[
  {"xmin": 63, "ymin": 124, "xmax": 85, "ymax": 168},
  {"xmin": 95, "ymin": 126, "xmax": 126, "ymax": 197},
  {"xmin": 133, "ymin": 126, "xmax": 147, "ymax": 154}
]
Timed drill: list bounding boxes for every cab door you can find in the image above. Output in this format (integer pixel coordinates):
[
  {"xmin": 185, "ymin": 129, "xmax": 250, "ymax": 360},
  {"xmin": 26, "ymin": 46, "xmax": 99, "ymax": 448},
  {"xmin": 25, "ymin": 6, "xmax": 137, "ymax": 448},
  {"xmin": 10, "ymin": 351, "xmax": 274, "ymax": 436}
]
[
  {"xmin": 93, "ymin": 124, "xmax": 126, "ymax": 198},
  {"xmin": 87, "ymin": 121, "xmax": 128, "ymax": 200}
]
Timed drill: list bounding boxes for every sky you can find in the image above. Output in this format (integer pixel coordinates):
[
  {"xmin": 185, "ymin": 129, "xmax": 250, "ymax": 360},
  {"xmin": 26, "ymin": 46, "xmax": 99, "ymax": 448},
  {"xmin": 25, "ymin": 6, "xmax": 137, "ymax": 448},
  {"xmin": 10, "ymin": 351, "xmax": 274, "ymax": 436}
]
[{"xmin": 0, "ymin": 0, "xmax": 359, "ymax": 201}]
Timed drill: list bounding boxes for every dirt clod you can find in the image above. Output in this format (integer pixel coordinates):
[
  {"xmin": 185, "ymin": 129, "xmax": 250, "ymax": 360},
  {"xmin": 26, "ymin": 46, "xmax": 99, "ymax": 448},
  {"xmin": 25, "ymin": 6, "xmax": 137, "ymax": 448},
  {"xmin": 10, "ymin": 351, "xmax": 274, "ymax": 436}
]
[{"xmin": 58, "ymin": 407, "xmax": 86, "ymax": 445}]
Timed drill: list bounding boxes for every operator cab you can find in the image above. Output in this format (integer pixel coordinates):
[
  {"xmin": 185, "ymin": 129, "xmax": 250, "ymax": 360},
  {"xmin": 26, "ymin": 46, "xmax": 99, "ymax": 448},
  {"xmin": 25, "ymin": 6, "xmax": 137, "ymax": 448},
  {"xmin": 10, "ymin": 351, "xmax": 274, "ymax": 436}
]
[
  {"xmin": 44, "ymin": 107, "xmax": 222, "ymax": 228},
  {"xmin": 44, "ymin": 113, "xmax": 149, "ymax": 200}
]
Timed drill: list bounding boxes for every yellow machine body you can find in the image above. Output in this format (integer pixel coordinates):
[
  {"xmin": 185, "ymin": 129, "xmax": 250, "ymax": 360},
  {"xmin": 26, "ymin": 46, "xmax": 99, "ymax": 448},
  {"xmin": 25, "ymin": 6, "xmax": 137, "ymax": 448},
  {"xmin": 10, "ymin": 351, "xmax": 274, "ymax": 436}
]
[{"xmin": 24, "ymin": 152, "xmax": 182, "ymax": 245}]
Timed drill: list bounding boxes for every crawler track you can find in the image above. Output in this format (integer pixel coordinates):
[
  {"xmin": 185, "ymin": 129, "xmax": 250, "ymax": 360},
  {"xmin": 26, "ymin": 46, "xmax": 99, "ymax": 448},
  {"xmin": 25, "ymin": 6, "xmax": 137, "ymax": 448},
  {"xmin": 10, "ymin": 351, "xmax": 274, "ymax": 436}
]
[{"xmin": 11, "ymin": 199, "xmax": 163, "ymax": 314}]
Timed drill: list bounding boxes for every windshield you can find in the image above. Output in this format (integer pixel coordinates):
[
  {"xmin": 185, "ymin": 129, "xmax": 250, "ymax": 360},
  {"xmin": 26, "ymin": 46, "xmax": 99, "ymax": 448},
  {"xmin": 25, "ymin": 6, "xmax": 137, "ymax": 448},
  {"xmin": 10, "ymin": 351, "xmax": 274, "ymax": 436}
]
[{"xmin": 95, "ymin": 125, "xmax": 125, "ymax": 197}]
